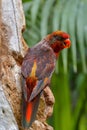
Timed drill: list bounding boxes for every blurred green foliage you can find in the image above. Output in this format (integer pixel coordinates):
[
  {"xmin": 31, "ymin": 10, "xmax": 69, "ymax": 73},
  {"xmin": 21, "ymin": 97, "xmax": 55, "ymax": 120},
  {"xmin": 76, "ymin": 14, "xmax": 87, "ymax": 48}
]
[{"xmin": 22, "ymin": 0, "xmax": 87, "ymax": 130}]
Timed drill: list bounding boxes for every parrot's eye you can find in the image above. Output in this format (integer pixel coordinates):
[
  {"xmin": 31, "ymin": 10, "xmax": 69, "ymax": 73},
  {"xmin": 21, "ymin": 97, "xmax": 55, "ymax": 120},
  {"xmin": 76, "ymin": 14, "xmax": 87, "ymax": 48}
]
[{"xmin": 54, "ymin": 35, "xmax": 63, "ymax": 41}]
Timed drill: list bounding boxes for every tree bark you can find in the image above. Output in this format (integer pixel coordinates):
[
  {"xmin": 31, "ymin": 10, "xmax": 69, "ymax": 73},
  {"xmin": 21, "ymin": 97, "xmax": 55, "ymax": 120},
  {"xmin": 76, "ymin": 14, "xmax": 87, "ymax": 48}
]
[{"xmin": 0, "ymin": 0, "xmax": 54, "ymax": 130}]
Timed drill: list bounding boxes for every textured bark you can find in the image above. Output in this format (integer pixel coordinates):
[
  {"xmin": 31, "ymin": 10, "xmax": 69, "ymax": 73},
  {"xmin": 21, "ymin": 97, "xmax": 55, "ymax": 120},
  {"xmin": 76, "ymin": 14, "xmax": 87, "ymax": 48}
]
[{"xmin": 0, "ymin": 0, "xmax": 54, "ymax": 130}]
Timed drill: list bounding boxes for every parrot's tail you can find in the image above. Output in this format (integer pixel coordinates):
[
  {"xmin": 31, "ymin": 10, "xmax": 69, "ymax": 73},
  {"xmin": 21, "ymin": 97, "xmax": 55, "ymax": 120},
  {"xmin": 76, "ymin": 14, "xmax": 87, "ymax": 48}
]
[{"xmin": 22, "ymin": 92, "xmax": 41, "ymax": 128}]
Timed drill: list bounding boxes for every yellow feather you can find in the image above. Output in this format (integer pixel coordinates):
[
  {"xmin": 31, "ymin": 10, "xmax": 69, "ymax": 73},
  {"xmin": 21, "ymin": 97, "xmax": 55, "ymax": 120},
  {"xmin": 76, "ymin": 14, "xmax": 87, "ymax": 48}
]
[
  {"xmin": 44, "ymin": 77, "xmax": 48, "ymax": 83},
  {"xmin": 30, "ymin": 61, "xmax": 37, "ymax": 77}
]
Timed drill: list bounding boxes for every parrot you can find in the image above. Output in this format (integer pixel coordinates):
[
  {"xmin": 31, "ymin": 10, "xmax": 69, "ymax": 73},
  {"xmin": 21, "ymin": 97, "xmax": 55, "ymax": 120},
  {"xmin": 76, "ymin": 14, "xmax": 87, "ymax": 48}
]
[{"xmin": 21, "ymin": 31, "xmax": 71, "ymax": 128}]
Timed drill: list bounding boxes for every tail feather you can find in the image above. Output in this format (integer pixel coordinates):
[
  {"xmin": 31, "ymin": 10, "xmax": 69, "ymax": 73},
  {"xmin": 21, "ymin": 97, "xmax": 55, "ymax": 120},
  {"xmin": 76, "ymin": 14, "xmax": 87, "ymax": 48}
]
[{"xmin": 22, "ymin": 92, "xmax": 41, "ymax": 128}]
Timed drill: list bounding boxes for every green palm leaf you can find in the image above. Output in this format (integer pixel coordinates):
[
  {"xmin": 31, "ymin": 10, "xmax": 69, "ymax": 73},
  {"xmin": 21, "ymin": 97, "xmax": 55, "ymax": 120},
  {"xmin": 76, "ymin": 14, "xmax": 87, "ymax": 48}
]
[
  {"xmin": 76, "ymin": 1, "xmax": 87, "ymax": 73},
  {"xmin": 40, "ymin": 0, "xmax": 54, "ymax": 37}
]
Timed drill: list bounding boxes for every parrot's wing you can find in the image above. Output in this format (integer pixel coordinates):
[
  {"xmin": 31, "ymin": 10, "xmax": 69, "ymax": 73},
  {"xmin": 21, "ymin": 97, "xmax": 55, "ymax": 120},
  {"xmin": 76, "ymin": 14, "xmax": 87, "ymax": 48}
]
[
  {"xmin": 22, "ymin": 59, "xmax": 55, "ymax": 102},
  {"xmin": 29, "ymin": 77, "xmax": 50, "ymax": 102},
  {"xmin": 22, "ymin": 45, "xmax": 55, "ymax": 102},
  {"xmin": 29, "ymin": 63, "xmax": 55, "ymax": 102}
]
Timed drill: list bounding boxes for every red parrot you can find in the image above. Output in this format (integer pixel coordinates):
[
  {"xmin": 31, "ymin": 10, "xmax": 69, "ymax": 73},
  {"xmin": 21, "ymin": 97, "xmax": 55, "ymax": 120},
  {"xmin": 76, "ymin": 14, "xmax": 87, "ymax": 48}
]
[{"xmin": 21, "ymin": 31, "xmax": 71, "ymax": 128}]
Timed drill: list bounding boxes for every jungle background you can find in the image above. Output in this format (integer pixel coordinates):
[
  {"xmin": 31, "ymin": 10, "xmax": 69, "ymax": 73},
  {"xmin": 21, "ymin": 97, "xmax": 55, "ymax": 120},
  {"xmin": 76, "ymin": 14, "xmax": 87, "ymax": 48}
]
[{"xmin": 22, "ymin": 0, "xmax": 87, "ymax": 130}]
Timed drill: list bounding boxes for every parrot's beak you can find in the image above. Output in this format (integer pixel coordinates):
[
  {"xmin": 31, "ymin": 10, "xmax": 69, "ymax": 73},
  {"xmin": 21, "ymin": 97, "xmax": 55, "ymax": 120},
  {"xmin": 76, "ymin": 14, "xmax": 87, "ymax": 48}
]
[{"xmin": 63, "ymin": 39, "xmax": 71, "ymax": 48}]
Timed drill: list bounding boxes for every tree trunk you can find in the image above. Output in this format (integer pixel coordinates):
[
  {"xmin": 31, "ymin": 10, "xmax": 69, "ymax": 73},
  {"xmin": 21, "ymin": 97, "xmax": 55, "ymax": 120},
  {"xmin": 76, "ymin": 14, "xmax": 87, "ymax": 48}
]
[{"xmin": 0, "ymin": 0, "xmax": 54, "ymax": 130}]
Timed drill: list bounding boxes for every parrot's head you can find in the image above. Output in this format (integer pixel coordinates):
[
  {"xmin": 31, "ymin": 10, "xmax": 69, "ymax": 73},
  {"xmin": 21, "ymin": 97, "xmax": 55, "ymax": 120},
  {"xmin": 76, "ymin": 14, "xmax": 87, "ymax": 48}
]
[{"xmin": 46, "ymin": 31, "xmax": 71, "ymax": 56}]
